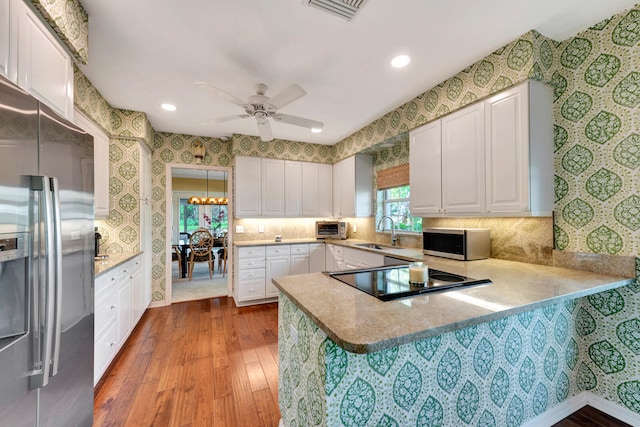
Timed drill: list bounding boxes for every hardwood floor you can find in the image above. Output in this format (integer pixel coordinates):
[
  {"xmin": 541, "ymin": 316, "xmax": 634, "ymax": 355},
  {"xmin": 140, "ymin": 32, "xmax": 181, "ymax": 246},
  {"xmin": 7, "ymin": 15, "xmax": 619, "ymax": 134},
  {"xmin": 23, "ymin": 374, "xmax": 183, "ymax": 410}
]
[
  {"xmin": 94, "ymin": 297, "xmax": 281, "ymax": 426},
  {"xmin": 95, "ymin": 297, "xmax": 631, "ymax": 427}
]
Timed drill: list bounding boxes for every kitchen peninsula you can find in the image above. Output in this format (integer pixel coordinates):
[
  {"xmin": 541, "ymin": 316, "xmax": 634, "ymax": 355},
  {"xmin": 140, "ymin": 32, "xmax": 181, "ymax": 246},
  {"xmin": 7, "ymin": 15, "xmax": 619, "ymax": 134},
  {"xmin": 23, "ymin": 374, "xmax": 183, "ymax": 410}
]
[{"xmin": 273, "ymin": 251, "xmax": 634, "ymax": 426}]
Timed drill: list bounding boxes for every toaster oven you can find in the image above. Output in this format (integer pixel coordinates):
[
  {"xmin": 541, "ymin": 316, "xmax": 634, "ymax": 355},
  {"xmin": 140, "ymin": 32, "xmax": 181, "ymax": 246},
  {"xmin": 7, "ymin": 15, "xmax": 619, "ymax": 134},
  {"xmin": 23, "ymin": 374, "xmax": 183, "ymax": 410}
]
[{"xmin": 316, "ymin": 221, "xmax": 348, "ymax": 239}]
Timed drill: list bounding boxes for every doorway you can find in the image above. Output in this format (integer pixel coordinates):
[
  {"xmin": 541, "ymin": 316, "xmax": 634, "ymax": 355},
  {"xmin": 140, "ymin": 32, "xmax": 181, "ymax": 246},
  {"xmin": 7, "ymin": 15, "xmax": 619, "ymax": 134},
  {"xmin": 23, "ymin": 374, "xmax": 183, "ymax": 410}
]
[{"xmin": 164, "ymin": 164, "xmax": 233, "ymax": 304}]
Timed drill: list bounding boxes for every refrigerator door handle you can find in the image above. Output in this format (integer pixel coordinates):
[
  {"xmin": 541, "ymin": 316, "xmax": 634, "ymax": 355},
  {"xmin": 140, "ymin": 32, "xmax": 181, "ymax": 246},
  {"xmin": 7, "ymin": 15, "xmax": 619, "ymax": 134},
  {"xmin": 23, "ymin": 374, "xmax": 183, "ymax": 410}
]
[
  {"xmin": 49, "ymin": 177, "xmax": 62, "ymax": 377},
  {"xmin": 29, "ymin": 175, "xmax": 55, "ymax": 388}
]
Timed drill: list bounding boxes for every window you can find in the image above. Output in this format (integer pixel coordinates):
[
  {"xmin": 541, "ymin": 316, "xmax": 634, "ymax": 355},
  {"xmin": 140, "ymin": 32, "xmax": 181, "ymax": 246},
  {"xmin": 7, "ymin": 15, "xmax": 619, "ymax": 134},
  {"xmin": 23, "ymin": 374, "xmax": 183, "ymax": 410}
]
[
  {"xmin": 178, "ymin": 201, "xmax": 229, "ymax": 236},
  {"xmin": 204, "ymin": 204, "xmax": 229, "ymax": 235},
  {"xmin": 178, "ymin": 198, "xmax": 199, "ymax": 234},
  {"xmin": 376, "ymin": 185, "xmax": 422, "ymax": 233}
]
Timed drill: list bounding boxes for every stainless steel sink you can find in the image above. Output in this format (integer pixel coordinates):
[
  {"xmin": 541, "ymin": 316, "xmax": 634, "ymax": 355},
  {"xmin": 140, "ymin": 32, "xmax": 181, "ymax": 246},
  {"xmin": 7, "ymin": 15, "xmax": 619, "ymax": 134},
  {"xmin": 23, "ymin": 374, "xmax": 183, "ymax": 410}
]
[{"xmin": 355, "ymin": 243, "xmax": 395, "ymax": 250}]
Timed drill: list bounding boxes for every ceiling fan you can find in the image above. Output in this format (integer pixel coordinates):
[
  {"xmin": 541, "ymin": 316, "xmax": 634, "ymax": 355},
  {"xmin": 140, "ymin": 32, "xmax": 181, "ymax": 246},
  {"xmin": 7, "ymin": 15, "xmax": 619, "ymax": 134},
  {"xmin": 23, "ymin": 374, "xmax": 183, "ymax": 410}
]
[{"xmin": 195, "ymin": 82, "xmax": 324, "ymax": 142}]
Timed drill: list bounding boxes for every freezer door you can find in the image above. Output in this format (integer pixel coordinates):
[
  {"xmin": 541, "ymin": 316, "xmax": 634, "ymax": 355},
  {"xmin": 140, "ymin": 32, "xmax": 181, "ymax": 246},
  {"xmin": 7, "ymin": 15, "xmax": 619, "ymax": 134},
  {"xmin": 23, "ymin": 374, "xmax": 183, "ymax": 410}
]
[
  {"xmin": 0, "ymin": 76, "xmax": 39, "ymax": 425},
  {"xmin": 37, "ymin": 104, "xmax": 94, "ymax": 427}
]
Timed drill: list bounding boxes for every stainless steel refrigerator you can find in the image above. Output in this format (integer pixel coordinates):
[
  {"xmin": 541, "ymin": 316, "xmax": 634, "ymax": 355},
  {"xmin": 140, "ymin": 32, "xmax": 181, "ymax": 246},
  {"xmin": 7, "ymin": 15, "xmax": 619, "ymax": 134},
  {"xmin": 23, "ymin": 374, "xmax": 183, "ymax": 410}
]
[{"xmin": 0, "ymin": 75, "xmax": 94, "ymax": 426}]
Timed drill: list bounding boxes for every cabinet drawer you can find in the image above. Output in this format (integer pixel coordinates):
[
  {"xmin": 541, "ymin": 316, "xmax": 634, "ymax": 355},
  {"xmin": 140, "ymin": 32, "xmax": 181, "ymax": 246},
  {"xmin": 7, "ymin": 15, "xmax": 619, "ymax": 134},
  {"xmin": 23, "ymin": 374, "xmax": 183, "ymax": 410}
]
[
  {"xmin": 238, "ymin": 246, "xmax": 266, "ymax": 258},
  {"xmin": 94, "ymin": 322, "xmax": 117, "ymax": 383},
  {"xmin": 290, "ymin": 244, "xmax": 309, "ymax": 255},
  {"xmin": 95, "ymin": 286, "xmax": 117, "ymax": 338},
  {"xmin": 239, "ymin": 268, "xmax": 266, "ymax": 281},
  {"xmin": 237, "ymin": 279, "xmax": 266, "ymax": 301},
  {"xmin": 239, "ymin": 257, "xmax": 266, "ymax": 270},
  {"xmin": 266, "ymin": 245, "xmax": 290, "ymax": 257}
]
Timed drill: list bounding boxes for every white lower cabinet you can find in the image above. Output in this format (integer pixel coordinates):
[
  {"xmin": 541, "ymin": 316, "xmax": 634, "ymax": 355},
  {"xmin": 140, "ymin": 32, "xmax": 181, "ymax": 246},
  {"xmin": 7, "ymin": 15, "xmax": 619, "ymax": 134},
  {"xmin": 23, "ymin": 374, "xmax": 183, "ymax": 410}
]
[
  {"xmin": 234, "ymin": 246, "xmax": 267, "ymax": 305},
  {"xmin": 343, "ymin": 247, "xmax": 385, "ymax": 269},
  {"xmin": 290, "ymin": 244, "xmax": 310, "ymax": 275},
  {"xmin": 94, "ymin": 254, "xmax": 146, "ymax": 385},
  {"xmin": 309, "ymin": 243, "xmax": 325, "ymax": 273},
  {"xmin": 266, "ymin": 245, "xmax": 291, "ymax": 298}
]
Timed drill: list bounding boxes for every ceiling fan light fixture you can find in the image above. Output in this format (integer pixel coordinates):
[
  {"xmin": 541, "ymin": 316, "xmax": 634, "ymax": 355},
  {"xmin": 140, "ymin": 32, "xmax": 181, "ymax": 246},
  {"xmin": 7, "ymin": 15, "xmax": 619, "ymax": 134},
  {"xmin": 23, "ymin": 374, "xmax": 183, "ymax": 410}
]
[
  {"xmin": 390, "ymin": 54, "xmax": 411, "ymax": 68},
  {"xmin": 311, "ymin": 127, "xmax": 322, "ymax": 133}
]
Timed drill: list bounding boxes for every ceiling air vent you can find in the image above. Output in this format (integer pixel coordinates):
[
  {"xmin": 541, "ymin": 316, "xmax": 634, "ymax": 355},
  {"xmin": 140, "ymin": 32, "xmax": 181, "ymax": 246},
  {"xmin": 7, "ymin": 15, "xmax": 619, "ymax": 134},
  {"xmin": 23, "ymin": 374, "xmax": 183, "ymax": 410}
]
[{"xmin": 306, "ymin": 0, "xmax": 367, "ymax": 21}]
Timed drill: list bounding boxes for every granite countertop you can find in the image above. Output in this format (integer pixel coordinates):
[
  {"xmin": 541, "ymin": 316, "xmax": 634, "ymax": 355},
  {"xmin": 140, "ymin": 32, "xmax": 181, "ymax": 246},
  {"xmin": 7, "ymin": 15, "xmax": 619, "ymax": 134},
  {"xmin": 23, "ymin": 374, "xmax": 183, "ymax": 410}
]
[
  {"xmin": 94, "ymin": 252, "xmax": 142, "ymax": 277},
  {"xmin": 272, "ymin": 255, "xmax": 633, "ymax": 354}
]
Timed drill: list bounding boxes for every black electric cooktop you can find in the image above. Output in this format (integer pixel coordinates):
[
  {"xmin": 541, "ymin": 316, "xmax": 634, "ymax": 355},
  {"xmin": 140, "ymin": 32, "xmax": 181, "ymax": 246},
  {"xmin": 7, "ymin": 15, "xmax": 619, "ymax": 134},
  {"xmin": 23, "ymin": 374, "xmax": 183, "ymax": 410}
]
[{"xmin": 328, "ymin": 265, "xmax": 491, "ymax": 301}]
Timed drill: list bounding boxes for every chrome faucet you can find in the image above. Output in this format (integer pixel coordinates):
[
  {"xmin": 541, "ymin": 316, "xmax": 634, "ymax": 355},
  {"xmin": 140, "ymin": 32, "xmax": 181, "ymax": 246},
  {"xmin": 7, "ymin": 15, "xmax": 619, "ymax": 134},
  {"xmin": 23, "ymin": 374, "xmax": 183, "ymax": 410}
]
[{"xmin": 377, "ymin": 215, "xmax": 397, "ymax": 246}]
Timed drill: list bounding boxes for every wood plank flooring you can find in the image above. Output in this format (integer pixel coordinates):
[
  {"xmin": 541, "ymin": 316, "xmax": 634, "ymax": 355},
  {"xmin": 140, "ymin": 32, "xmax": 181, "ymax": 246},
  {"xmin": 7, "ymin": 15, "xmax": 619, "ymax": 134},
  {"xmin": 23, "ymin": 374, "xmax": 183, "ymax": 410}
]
[
  {"xmin": 94, "ymin": 297, "xmax": 281, "ymax": 427},
  {"xmin": 95, "ymin": 297, "xmax": 632, "ymax": 427}
]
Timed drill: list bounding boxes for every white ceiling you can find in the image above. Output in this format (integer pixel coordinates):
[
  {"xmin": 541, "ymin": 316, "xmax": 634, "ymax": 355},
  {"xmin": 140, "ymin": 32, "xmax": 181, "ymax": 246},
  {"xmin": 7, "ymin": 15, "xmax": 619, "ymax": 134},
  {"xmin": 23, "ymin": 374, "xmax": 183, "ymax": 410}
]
[{"xmin": 78, "ymin": 0, "xmax": 638, "ymax": 146}]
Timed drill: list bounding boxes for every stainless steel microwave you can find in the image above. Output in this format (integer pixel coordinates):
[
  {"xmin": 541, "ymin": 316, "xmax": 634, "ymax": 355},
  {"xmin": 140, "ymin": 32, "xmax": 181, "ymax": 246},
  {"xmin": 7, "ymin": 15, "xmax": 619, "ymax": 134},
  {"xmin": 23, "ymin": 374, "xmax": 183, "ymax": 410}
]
[
  {"xmin": 316, "ymin": 221, "xmax": 348, "ymax": 239},
  {"xmin": 423, "ymin": 228, "xmax": 490, "ymax": 260}
]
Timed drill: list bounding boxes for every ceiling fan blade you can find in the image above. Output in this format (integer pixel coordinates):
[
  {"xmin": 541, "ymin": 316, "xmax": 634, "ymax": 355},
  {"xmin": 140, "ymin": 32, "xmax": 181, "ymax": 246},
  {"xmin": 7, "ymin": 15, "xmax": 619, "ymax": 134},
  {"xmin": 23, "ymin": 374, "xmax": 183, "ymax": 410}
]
[
  {"xmin": 266, "ymin": 84, "xmax": 306, "ymax": 110},
  {"xmin": 200, "ymin": 114, "xmax": 251, "ymax": 125},
  {"xmin": 256, "ymin": 120, "xmax": 274, "ymax": 141},
  {"xmin": 273, "ymin": 113, "xmax": 323, "ymax": 130},
  {"xmin": 194, "ymin": 82, "xmax": 247, "ymax": 107}
]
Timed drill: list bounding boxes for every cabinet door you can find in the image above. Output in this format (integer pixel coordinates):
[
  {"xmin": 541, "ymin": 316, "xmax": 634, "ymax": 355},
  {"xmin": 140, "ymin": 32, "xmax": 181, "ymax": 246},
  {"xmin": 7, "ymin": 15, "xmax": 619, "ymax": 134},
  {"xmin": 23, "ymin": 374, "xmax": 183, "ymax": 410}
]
[
  {"xmin": 302, "ymin": 162, "xmax": 319, "ymax": 216},
  {"xmin": 318, "ymin": 163, "xmax": 333, "ymax": 217},
  {"xmin": 485, "ymin": 84, "xmax": 529, "ymax": 212},
  {"xmin": 262, "ymin": 158, "xmax": 285, "ymax": 216},
  {"xmin": 235, "ymin": 156, "xmax": 261, "ymax": 217},
  {"xmin": 410, "ymin": 120, "xmax": 442, "ymax": 214},
  {"xmin": 332, "ymin": 160, "xmax": 342, "ymax": 217},
  {"xmin": 285, "ymin": 160, "xmax": 302, "ymax": 216},
  {"xmin": 116, "ymin": 277, "xmax": 132, "ymax": 347},
  {"xmin": 16, "ymin": 0, "xmax": 73, "ymax": 119},
  {"xmin": 75, "ymin": 110, "xmax": 110, "ymax": 217},
  {"xmin": 309, "ymin": 243, "xmax": 325, "ymax": 273},
  {"xmin": 265, "ymin": 256, "xmax": 289, "ymax": 298},
  {"xmin": 0, "ymin": 0, "xmax": 10, "ymax": 79},
  {"xmin": 441, "ymin": 103, "xmax": 485, "ymax": 213},
  {"xmin": 290, "ymin": 254, "xmax": 309, "ymax": 275},
  {"xmin": 338, "ymin": 157, "xmax": 356, "ymax": 217}
]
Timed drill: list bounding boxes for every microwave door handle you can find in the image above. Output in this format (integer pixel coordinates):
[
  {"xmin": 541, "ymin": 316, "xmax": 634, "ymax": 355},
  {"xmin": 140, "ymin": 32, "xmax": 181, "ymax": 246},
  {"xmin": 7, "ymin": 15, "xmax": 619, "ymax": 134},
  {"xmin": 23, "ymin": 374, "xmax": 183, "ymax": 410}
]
[
  {"xmin": 49, "ymin": 177, "xmax": 62, "ymax": 377},
  {"xmin": 28, "ymin": 176, "xmax": 55, "ymax": 388}
]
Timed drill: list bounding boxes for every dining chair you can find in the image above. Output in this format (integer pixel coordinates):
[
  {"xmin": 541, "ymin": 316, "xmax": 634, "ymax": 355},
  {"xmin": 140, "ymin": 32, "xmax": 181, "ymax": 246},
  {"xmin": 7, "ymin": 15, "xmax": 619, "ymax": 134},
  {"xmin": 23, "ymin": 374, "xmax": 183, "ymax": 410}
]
[
  {"xmin": 217, "ymin": 234, "xmax": 228, "ymax": 278},
  {"xmin": 171, "ymin": 245, "xmax": 182, "ymax": 277},
  {"xmin": 187, "ymin": 228, "xmax": 214, "ymax": 280}
]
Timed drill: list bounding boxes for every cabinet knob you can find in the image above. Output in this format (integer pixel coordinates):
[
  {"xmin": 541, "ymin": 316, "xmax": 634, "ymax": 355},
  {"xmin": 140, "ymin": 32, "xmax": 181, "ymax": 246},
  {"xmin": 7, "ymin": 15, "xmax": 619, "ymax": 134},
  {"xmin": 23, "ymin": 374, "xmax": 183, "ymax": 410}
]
[
  {"xmin": 110, "ymin": 305, "xmax": 116, "ymax": 310},
  {"xmin": 110, "ymin": 342, "xmax": 116, "ymax": 347},
  {"xmin": 111, "ymin": 277, "xmax": 116, "ymax": 282}
]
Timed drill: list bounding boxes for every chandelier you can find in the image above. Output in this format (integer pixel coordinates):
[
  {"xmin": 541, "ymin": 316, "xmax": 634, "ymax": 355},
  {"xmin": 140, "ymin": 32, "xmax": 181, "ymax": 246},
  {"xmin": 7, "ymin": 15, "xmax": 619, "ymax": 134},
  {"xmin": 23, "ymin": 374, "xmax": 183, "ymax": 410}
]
[{"xmin": 187, "ymin": 170, "xmax": 228, "ymax": 205}]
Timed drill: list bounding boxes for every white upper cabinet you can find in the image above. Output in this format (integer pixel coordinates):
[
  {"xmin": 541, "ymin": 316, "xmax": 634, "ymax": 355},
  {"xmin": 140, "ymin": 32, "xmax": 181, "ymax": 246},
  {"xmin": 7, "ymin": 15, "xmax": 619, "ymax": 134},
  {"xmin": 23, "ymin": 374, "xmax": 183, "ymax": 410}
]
[
  {"xmin": 236, "ymin": 156, "xmax": 333, "ymax": 218},
  {"xmin": 14, "ymin": 0, "xmax": 73, "ymax": 120},
  {"xmin": 333, "ymin": 154, "xmax": 372, "ymax": 218},
  {"xmin": 261, "ymin": 158, "xmax": 285, "ymax": 217},
  {"xmin": 409, "ymin": 120, "xmax": 442, "ymax": 215},
  {"xmin": 302, "ymin": 162, "xmax": 333, "ymax": 217},
  {"xmin": 441, "ymin": 102, "xmax": 486, "ymax": 214},
  {"xmin": 485, "ymin": 81, "xmax": 554, "ymax": 215},
  {"xmin": 285, "ymin": 160, "xmax": 302, "ymax": 216},
  {"xmin": 74, "ymin": 110, "xmax": 110, "ymax": 218},
  {"xmin": 0, "ymin": 0, "xmax": 11, "ymax": 79},
  {"xmin": 235, "ymin": 156, "xmax": 262, "ymax": 217},
  {"xmin": 409, "ymin": 80, "xmax": 553, "ymax": 217}
]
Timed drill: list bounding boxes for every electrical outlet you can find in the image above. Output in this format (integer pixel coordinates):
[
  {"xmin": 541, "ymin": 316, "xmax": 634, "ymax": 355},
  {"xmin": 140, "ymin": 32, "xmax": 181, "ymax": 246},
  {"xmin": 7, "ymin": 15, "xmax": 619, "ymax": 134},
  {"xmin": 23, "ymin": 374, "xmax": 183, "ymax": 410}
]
[
  {"xmin": 290, "ymin": 324, "xmax": 298, "ymax": 344},
  {"xmin": 259, "ymin": 224, "xmax": 264, "ymax": 233},
  {"xmin": 352, "ymin": 224, "xmax": 357, "ymax": 233},
  {"xmin": 235, "ymin": 225, "xmax": 244, "ymax": 233}
]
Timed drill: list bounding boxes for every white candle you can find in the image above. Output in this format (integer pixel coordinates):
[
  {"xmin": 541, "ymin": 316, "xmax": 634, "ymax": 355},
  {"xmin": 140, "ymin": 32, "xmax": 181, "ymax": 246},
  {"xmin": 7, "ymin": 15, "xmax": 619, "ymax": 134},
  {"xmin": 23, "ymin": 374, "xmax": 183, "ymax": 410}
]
[{"xmin": 409, "ymin": 263, "xmax": 428, "ymax": 284}]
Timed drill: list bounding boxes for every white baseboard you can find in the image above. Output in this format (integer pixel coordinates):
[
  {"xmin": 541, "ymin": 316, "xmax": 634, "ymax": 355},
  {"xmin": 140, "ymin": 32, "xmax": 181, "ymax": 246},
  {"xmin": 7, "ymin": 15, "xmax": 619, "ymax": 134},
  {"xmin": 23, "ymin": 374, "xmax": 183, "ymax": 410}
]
[
  {"xmin": 148, "ymin": 300, "xmax": 168, "ymax": 308},
  {"xmin": 522, "ymin": 392, "xmax": 640, "ymax": 427},
  {"xmin": 278, "ymin": 418, "xmax": 283, "ymax": 427}
]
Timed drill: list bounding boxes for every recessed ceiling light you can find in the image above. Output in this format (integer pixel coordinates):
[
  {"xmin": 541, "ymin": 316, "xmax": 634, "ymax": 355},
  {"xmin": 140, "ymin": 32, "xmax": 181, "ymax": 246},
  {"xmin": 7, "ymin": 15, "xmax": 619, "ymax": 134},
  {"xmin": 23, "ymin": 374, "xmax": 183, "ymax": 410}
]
[
  {"xmin": 161, "ymin": 103, "xmax": 177, "ymax": 111},
  {"xmin": 311, "ymin": 128, "xmax": 322, "ymax": 133},
  {"xmin": 390, "ymin": 54, "xmax": 411, "ymax": 68}
]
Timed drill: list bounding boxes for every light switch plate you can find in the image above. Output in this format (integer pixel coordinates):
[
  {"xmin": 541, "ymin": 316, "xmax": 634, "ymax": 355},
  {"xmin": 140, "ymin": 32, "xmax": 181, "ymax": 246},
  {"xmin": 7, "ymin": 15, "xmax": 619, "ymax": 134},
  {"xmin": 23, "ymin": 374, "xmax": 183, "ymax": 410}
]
[
  {"xmin": 259, "ymin": 224, "xmax": 264, "ymax": 233},
  {"xmin": 235, "ymin": 225, "xmax": 244, "ymax": 233}
]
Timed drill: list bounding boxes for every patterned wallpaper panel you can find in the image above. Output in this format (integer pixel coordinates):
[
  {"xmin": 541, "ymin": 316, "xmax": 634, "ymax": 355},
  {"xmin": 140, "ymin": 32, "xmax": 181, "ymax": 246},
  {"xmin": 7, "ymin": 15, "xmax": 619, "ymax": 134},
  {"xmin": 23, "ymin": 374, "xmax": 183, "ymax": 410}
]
[
  {"xmin": 111, "ymin": 109, "xmax": 154, "ymax": 149},
  {"xmin": 96, "ymin": 138, "xmax": 141, "ymax": 255},
  {"xmin": 552, "ymin": 8, "xmax": 640, "ymax": 257},
  {"xmin": 232, "ymin": 134, "xmax": 334, "ymax": 163},
  {"xmin": 150, "ymin": 132, "xmax": 234, "ymax": 302},
  {"xmin": 280, "ymin": 286, "xmax": 640, "ymax": 426},
  {"xmin": 30, "ymin": 0, "xmax": 88, "ymax": 63},
  {"xmin": 74, "ymin": 65, "xmax": 112, "ymax": 133},
  {"xmin": 333, "ymin": 30, "xmax": 558, "ymax": 162}
]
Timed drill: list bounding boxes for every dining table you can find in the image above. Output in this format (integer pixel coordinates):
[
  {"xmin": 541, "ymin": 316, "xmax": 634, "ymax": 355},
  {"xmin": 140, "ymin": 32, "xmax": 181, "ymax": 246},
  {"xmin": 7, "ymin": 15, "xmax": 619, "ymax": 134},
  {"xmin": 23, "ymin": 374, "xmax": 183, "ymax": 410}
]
[{"xmin": 173, "ymin": 237, "xmax": 225, "ymax": 278}]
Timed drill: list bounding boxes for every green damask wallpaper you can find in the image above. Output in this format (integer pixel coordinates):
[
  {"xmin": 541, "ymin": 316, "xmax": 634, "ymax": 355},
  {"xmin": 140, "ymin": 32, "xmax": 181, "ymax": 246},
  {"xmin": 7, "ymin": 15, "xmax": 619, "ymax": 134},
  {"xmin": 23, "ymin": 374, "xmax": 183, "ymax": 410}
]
[
  {"xmin": 280, "ymin": 285, "xmax": 640, "ymax": 426},
  {"xmin": 552, "ymin": 9, "xmax": 640, "ymax": 257}
]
